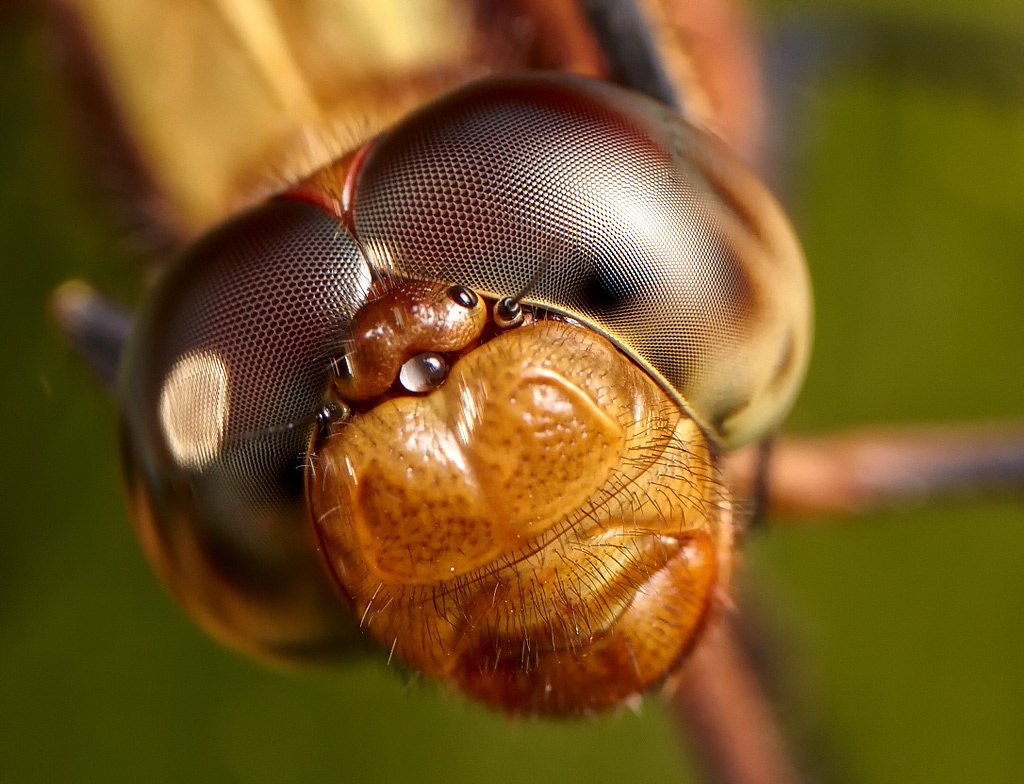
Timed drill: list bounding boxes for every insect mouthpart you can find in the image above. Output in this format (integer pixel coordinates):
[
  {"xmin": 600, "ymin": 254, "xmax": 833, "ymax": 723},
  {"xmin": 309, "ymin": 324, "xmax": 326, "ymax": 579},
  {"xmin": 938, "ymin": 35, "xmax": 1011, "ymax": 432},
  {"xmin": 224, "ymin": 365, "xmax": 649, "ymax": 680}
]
[{"xmin": 309, "ymin": 281, "xmax": 733, "ymax": 715}]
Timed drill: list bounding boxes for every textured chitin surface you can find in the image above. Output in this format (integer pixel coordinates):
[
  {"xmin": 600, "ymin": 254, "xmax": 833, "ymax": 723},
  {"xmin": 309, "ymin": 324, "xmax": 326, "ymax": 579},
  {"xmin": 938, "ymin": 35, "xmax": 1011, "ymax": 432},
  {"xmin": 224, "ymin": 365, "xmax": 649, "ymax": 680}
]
[
  {"xmin": 353, "ymin": 74, "xmax": 811, "ymax": 447},
  {"xmin": 310, "ymin": 312, "xmax": 726, "ymax": 715}
]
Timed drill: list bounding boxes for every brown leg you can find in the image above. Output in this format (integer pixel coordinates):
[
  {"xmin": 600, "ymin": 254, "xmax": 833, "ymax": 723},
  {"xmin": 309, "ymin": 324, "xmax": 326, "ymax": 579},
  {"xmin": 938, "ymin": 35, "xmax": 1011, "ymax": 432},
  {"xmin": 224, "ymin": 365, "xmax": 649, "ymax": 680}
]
[
  {"xmin": 50, "ymin": 280, "xmax": 131, "ymax": 390},
  {"xmin": 725, "ymin": 424, "xmax": 1024, "ymax": 518},
  {"xmin": 670, "ymin": 617, "xmax": 800, "ymax": 784}
]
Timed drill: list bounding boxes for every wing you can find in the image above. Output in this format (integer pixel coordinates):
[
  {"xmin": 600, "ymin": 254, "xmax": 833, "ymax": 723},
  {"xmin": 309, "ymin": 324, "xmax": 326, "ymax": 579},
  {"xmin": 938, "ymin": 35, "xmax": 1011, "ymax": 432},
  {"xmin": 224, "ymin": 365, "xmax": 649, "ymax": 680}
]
[
  {"xmin": 51, "ymin": 0, "xmax": 764, "ymax": 244},
  {"xmin": 53, "ymin": 0, "xmax": 589, "ymax": 240}
]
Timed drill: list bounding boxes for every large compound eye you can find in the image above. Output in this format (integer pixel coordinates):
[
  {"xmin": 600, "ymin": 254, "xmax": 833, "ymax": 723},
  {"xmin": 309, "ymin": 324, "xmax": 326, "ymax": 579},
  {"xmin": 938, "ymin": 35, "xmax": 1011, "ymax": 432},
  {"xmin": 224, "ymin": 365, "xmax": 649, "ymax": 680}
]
[
  {"xmin": 352, "ymin": 74, "xmax": 812, "ymax": 447},
  {"xmin": 117, "ymin": 198, "xmax": 371, "ymax": 662}
]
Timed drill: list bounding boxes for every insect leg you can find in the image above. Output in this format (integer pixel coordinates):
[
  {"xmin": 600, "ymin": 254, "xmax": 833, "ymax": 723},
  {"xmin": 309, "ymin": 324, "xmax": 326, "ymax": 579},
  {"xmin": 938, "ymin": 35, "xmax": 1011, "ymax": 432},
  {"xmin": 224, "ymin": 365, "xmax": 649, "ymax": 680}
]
[
  {"xmin": 726, "ymin": 425, "xmax": 1024, "ymax": 518},
  {"xmin": 51, "ymin": 280, "xmax": 131, "ymax": 390},
  {"xmin": 577, "ymin": 0, "xmax": 681, "ymax": 109},
  {"xmin": 671, "ymin": 618, "xmax": 801, "ymax": 784}
]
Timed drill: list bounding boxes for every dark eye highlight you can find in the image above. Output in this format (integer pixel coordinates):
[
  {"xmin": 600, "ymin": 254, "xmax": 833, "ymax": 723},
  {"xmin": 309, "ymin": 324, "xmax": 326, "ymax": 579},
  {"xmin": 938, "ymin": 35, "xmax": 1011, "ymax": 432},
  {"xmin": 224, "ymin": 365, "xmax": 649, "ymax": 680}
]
[{"xmin": 446, "ymin": 285, "xmax": 479, "ymax": 309}]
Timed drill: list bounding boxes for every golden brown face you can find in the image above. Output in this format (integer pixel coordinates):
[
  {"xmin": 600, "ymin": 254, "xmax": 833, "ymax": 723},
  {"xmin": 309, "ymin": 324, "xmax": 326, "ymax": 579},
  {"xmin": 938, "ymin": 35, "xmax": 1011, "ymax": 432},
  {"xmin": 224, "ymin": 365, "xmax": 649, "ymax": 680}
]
[
  {"xmin": 115, "ymin": 73, "xmax": 811, "ymax": 715},
  {"xmin": 309, "ymin": 283, "xmax": 729, "ymax": 714}
]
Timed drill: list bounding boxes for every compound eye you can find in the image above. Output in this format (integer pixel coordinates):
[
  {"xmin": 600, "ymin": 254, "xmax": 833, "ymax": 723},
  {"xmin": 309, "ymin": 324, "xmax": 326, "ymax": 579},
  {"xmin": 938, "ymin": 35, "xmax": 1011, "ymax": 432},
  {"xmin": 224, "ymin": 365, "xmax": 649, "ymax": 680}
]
[
  {"xmin": 353, "ymin": 74, "xmax": 812, "ymax": 447},
  {"xmin": 117, "ymin": 197, "xmax": 371, "ymax": 662}
]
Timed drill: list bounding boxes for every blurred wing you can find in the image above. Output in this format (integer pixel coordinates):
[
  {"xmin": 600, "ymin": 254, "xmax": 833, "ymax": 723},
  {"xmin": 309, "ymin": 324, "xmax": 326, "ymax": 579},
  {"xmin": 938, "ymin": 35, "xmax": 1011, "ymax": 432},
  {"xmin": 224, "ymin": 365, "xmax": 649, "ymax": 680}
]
[
  {"xmin": 56, "ymin": 0, "xmax": 490, "ymax": 238},
  {"xmin": 53, "ymin": 0, "xmax": 766, "ymax": 244},
  {"xmin": 53, "ymin": 0, "xmax": 631, "ymax": 242}
]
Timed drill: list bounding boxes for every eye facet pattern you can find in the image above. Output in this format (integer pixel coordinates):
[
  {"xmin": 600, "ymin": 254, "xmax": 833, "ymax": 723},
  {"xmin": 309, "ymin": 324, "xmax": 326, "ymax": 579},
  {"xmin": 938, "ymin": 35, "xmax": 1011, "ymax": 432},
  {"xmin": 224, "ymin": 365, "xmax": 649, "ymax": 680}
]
[{"xmin": 352, "ymin": 74, "xmax": 811, "ymax": 447}]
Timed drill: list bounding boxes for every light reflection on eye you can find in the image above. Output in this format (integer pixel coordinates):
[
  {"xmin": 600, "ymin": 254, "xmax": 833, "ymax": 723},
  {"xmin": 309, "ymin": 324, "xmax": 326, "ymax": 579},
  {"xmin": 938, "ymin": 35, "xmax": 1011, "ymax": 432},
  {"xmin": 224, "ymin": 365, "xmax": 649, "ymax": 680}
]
[{"xmin": 158, "ymin": 348, "xmax": 229, "ymax": 470}]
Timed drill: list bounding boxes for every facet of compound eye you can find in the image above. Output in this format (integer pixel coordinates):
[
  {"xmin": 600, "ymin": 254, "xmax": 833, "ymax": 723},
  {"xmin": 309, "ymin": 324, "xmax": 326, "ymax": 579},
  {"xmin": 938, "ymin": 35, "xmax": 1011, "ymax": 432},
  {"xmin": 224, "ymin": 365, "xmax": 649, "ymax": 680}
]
[
  {"xmin": 352, "ymin": 74, "xmax": 812, "ymax": 447},
  {"xmin": 117, "ymin": 197, "xmax": 373, "ymax": 663},
  {"xmin": 398, "ymin": 352, "xmax": 448, "ymax": 393}
]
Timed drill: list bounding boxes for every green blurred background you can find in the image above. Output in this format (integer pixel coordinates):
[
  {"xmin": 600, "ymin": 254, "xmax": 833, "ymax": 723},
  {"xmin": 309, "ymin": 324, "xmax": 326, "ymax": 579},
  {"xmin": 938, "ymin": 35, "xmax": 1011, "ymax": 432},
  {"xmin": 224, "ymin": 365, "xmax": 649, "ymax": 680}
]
[{"xmin": 2, "ymin": 1, "xmax": 1022, "ymax": 782}]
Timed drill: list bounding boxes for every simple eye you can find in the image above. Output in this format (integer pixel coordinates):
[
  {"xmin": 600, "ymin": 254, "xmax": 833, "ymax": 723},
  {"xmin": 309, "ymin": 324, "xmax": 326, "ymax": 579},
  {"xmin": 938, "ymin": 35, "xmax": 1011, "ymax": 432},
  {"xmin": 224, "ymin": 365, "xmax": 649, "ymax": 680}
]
[
  {"xmin": 398, "ymin": 352, "xmax": 448, "ymax": 393},
  {"xmin": 446, "ymin": 285, "xmax": 479, "ymax": 309}
]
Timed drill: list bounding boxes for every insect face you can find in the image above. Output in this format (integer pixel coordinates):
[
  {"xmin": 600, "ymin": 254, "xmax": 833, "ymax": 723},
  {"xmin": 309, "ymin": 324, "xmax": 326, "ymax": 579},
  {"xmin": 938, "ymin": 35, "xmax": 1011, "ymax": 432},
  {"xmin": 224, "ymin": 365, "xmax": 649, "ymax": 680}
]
[{"xmin": 116, "ymin": 74, "xmax": 810, "ymax": 714}]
